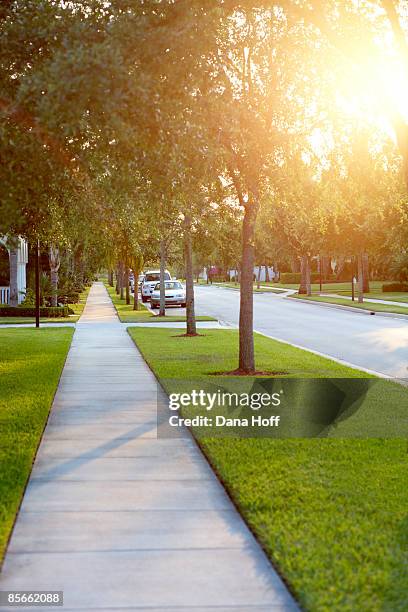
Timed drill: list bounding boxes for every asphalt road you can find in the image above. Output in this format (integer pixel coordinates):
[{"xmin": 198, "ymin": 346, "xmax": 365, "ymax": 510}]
[{"xmin": 187, "ymin": 285, "xmax": 408, "ymax": 379}]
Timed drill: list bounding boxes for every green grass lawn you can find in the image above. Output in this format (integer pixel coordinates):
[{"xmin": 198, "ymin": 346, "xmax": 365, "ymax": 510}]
[
  {"xmin": 210, "ymin": 281, "xmax": 286, "ymax": 293},
  {"xmin": 0, "ymin": 327, "xmax": 74, "ymax": 563},
  {"xmin": 270, "ymin": 280, "xmax": 386, "ymax": 292},
  {"xmin": 128, "ymin": 327, "xmax": 408, "ymax": 611},
  {"xmin": 105, "ymin": 283, "xmax": 216, "ymax": 322},
  {"xmin": 0, "ymin": 317, "xmax": 78, "ymax": 324},
  {"xmin": 290, "ymin": 294, "xmax": 408, "ymax": 316},
  {"xmin": 200, "ymin": 438, "xmax": 407, "ymax": 612},
  {"xmin": 339, "ymin": 291, "xmax": 408, "ymax": 303},
  {"xmin": 129, "ymin": 327, "xmax": 374, "ymax": 378}
]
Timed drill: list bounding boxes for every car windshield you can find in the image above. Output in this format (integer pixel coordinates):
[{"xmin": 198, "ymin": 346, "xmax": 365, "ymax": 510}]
[
  {"xmin": 154, "ymin": 282, "xmax": 183, "ymax": 291},
  {"xmin": 145, "ymin": 273, "xmax": 160, "ymax": 282},
  {"xmin": 145, "ymin": 272, "xmax": 171, "ymax": 282}
]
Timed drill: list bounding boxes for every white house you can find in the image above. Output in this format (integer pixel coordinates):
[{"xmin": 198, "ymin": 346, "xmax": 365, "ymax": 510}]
[
  {"xmin": 0, "ymin": 237, "xmax": 28, "ymax": 305},
  {"xmin": 199, "ymin": 265, "xmax": 277, "ymax": 283}
]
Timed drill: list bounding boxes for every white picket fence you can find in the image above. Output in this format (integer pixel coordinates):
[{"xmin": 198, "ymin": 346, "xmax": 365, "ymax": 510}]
[{"xmin": 0, "ymin": 287, "xmax": 10, "ymax": 304}]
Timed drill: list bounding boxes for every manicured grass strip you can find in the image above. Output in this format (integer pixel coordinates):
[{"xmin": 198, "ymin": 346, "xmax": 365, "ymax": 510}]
[
  {"xmin": 105, "ymin": 283, "xmax": 216, "ymax": 322},
  {"xmin": 0, "ymin": 328, "xmax": 74, "ymax": 562},
  {"xmin": 200, "ymin": 438, "xmax": 408, "ymax": 612},
  {"xmin": 273, "ymin": 280, "xmax": 387, "ymax": 292},
  {"xmin": 128, "ymin": 327, "xmax": 408, "ymax": 611},
  {"xmin": 0, "ymin": 317, "xmax": 78, "ymax": 325},
  {"xmin": 339, "ymin": 291, "xmax": 408, "ymax": 303},
  {"xmin": 290, "ymin": 294, "xmax": 408, "ymax": 316},
  {"xmin": 128, "ymin": 327, "xmax": 371, "ymax": 378},
  {"xmin": 211, "ymin": 282, "xmax": 286, "ymax": 293}
]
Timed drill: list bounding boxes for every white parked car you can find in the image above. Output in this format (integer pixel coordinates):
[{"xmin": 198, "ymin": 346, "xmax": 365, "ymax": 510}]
[
  {"xmin": 141, "ymin": 270, "xmax": 171, "ymax": 302},
  {"xmin": 137, "ymin": 274, "xmax": 145, "ymax": 290},
  {"xmin": 150, "ymin": 281, "xmax": 186, "ymax": 309}
]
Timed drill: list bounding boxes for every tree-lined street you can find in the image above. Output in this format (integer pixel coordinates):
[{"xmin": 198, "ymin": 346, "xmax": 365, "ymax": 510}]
[{"xmin": 1, "ymin": 1, "xmax": 408, "ymax": 609}]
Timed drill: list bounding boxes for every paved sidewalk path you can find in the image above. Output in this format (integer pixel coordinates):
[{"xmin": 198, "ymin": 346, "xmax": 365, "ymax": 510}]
[
  {"xmin": 0, "ymin": 282, "xmax": 297, "ymax": 611},
  {"xmin": 0, "ymin": 321, "xmax": 223, "ymax": 329}
]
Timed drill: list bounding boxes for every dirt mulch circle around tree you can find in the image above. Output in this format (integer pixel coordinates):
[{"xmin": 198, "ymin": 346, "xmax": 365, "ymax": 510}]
[{"xmin": 210, "ymin": 369, "xmax": 289, "ymax": 376}]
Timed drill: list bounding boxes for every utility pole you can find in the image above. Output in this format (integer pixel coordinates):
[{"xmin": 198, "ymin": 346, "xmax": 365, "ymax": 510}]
[{"xmin": 35, "ymin": 239, "xmax": 40, "ymax": 328}]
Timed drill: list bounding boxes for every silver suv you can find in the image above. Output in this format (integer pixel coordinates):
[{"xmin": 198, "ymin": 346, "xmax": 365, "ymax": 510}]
[{"xmin": 141, "ymin": 270, "xmax": 171, "ymax": 302}]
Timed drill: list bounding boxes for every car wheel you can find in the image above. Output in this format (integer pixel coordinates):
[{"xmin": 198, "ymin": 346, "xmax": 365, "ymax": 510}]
[
  {"xmin": 142, "ymin": 296, "xmax": 147, "ymax": 303},
  {"xmin": 151, "ymin": 303, "xmax": 158, "ymax": 309},
  {"xmin": 181, "ymin": 303, "xmax": 186, "ymax": 308}
]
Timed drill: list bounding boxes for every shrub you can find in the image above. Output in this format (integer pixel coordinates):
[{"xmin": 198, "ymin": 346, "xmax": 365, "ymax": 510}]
[
  {"xmin": 382, "ymin": 283, "xmax": 408, "ymax": 292},
  {"xmin": 0, "ymin": 305, "xmax": 70, "ymax": 318},
  {"xmin": 212, "ymin": 275, "xmax": 228, "ymax": 282},
  {"xmin": 58, "ymin": 292, "xmax": 80, "ymax": 304},
  {"xmin": 20, "ymin": 288, "xmax": 36, "ymax": 306},
  {"xmin": 280, "ymin": 272, "xmax": 321, "ymax": 284}
]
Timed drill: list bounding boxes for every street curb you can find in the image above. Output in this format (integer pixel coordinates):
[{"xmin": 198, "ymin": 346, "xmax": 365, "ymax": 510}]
[
  {"xmin": 194, "ymin": 321, "xmax": 396, "ymax": 380},
  {"xmin": 253, "ymin": 329, "xmax": 392, "ymax": 380},
  {"xmin": 211, "ymin": 285, "xmax": 290, "ymax": 295},
  {"xmin": 287, "ymin": 296, "xmax": 408, "ymax": 321}
]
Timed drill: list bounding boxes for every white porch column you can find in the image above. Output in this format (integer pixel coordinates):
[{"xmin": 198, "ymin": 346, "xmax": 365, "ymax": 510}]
[{"xmin": 17, "ymin": 238, "xmax": 28, "ymax": 304}]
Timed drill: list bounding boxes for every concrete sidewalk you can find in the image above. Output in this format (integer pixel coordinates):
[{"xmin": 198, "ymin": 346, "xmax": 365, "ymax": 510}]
[{"xmin": 0, "ymin": 282, "xmax": 297, "ymax": 611}]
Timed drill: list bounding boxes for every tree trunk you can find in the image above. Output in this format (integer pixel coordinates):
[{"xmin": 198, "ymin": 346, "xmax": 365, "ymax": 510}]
[
  {"xmin": 184, "ymin": 214, "xmax": 197, "ymax": 336},
  {"xmin": 362, "ymin": 253, "xmax": 370, "ymax": 292},
  {"xmin": 49, "ymin": 245, "xmax": 60, "ymax": 307},
  {"xmin": 115, "ymin": 265, "xmax": 120, "ymax": 294},
  {"xmin": 9, "ymin": 246, "xmax": 18, "ymax": 307},
  {"xmin": 239, "ymin": 202, "xmax": 257, "ymax": 373},
  {"xmin": 299, "ymin": 255, "xmax": 311, "ymax": 295},
  {"xmin": 108, "ymin": 269, "xmax": 114, "ymax": 286},
  {"xmin": 357, "ymin": 252, "xmax": 364, "ymax": 303},
  {"xmin": 119, "ymin": 261, "xmax": 124, "ymax": 300},
  {"xmin": 125, "ymin": 265, "xmax": 130, "ymax": 305},
  {"xmin": 159, "ymin": 239, "xmax": 166, "ymax": 317},
  {"xmin": 133, "ymin": 268, "xmax": 139, "ymax": 311}
]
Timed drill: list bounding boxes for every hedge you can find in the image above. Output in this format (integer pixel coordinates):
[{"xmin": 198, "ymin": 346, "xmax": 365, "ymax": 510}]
[
  {"xmin": 280, "ymin": 272, "xmax": 321, "ymax": 284},
  {"xmin": 0, "ymin": 305, "xmax": 71, "ymax": 318},
  {"xmin": 382, "ymin": 283, "xmax": 408, "ymax": 292}
]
